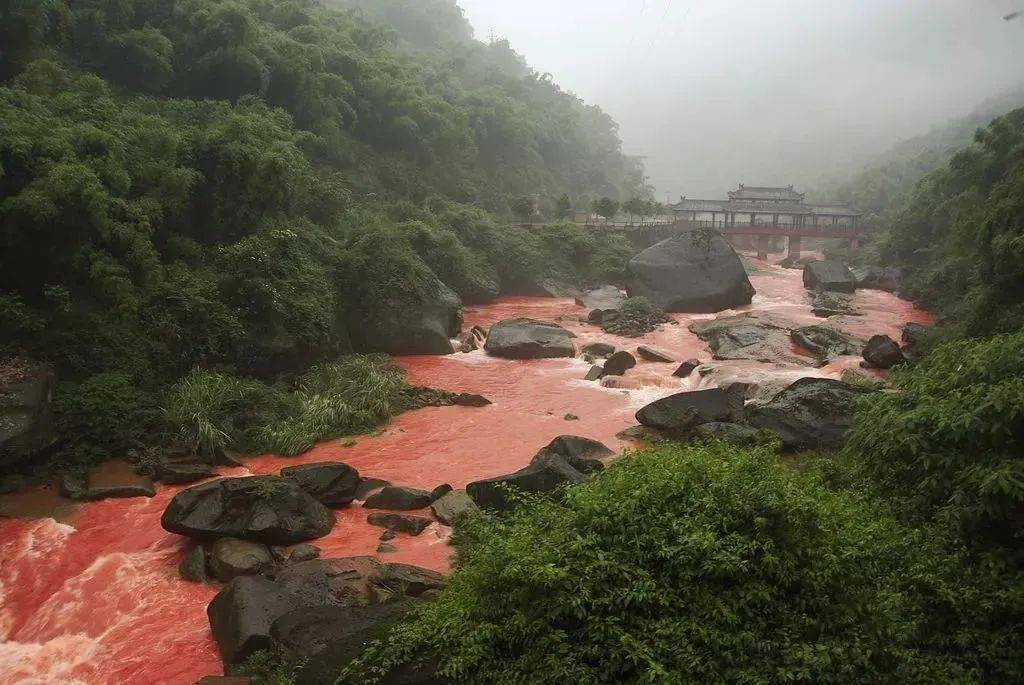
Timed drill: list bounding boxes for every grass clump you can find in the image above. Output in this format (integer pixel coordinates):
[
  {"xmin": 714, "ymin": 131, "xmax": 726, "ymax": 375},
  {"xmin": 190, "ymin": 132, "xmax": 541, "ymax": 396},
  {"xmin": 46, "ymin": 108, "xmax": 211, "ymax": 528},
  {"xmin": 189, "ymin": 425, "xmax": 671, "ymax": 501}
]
[
  {"xmin": 344, "ymin": 441, "xmax": 1022, "ymax": 683},
  {"xmin": 162, "ymin": 355, "xmax": 413, "ymax": 459}
]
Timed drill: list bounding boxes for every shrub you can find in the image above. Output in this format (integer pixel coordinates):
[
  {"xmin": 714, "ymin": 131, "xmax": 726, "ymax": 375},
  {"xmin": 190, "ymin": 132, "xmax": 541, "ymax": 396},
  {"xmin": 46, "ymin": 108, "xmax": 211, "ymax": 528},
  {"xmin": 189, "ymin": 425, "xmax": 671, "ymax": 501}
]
[
  {"xmin": 345, "ymin": 442, "xmax": 1015, "ymax": 684},
  {"xmin": 846, "ymin": 332, "xmax": 1024, "ymax": 549},
  {"xmin": 55, "ymin": 372, "xmax": 160, "ymax": 465}
]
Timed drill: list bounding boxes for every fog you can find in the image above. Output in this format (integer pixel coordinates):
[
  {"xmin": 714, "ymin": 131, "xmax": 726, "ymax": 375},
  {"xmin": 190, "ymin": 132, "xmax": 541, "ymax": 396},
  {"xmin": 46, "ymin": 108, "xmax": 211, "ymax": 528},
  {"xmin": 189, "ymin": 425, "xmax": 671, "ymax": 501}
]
[{"xmin": 458, "ymin": 0, "xmax": 1024, "ymax": 200}]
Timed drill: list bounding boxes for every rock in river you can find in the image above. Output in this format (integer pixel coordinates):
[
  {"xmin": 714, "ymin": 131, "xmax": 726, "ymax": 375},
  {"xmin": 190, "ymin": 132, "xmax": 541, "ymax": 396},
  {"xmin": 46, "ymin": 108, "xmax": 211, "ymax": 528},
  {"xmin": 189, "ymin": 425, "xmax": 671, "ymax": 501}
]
[
  {"xmin": 162, "ymin": 476, "xmax": 335, "ymax": 545},
  {"xmin": 363, "ymin": 485, "xmax": 433, "ymax": 511},
  {"xmin": 367, "ymin": 512, "xmax": 432, "ymax": 536},
  {"xmin": 690, "ymin": 312, "xmax": 820, "ymax": 367},
  {"xmin": 483, "ymin": 318, "xmax": 575, "ymax": 359},
  {"xmin": 635, "ymin": 388, "xmax": 743, "ymax": 438},
  {"xmin": 862, "ymin": 334, "xmax": 906, "ymax": 369},
  {"xmin": 628, "ymin": 231, "xmax": 755, "ymax": 313},
  {"xmin": 790, "ymin": 325, "xmax": 862, "ymax": 362},
  {"xmin": 280, "ymin": 462, "xmax": 361, "ymax": 508},
  {"xmin": 209, "ymin": 538, "xmax": 274, "ymax": 583},
  {"xmin": 636, "ymin": 345, "xmax": 675, "ymax": 362},
  {"xmin": 430, "ymin": 490, "xmax": 479, "ymax": 525},
  {"xmin": 575, "ymin": 285, "xmax": 626, "ymax": 311},
  {"xmin": 347, "ymin": 280, "xmax": 462, "ymax": 355},
  {"xmin": 803, "ymin": 260, "xmax": 857, "ymax": 293},
  {"xmin": 745, "ymin": 377, "xmax": 873, "ymax": 450},
  {"xmin": 602, "ymin": 350, "xmax": 637, "ymax": 376}
]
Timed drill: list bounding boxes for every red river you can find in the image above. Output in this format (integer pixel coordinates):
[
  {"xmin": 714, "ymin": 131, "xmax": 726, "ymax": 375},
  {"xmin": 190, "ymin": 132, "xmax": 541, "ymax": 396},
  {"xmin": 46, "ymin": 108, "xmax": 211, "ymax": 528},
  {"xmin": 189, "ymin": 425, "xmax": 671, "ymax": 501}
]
[{"xmin": 0, "ymin": 257, "xmax": 931, "ymax": 684}]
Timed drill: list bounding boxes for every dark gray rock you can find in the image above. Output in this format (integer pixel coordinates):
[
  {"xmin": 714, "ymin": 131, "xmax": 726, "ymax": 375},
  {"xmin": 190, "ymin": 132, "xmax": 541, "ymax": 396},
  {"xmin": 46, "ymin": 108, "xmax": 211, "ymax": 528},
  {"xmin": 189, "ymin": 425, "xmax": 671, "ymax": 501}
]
[
  {"xmin": 280, "ymin": 462, "xmax": 360, "ymax": 508},
  {"xmin": 636, "ymin": 345, "xmax": 675, "ymax": 362},
  {"xmin": 692, "ymin": 422, "xmax": 766, "ymax": 446},
  {"xmin": 862, "ymin": 334, "xmax": 906, "ymax": 369},
  {"xmin": 430, "ymin": 490, "xmax": 479, "ymax": 525},
  {"xmin": 363, "ymin": 485, "xmax": 432, "ymax": 511},
  {"xmin": 537, "ymin": 435, "xmax": 613, "ymax": 474},
  {"xmin": 379, "ymin": 530, "xmax": 396, "ymax": 541},
  {"xmin": 348, "ymin": 281, "xmax": 461, "ymax": 355},
  {"xmin": 852, "ymin": 265, "xmax": 900, "ymax": 292},
  {"xmin": 161, "ymin": 476, "xmax": 335, "ymax": 545},
  {"xmin": 746, "ymin": 377, "xmax": 873, "ymax": 450},
  {"xmin": 209, "ymin": 538, "xmax": 274, "ymax": 583},
  {"xmin": 483, "ymin": 318, "xmax": 575, "ymax": 359},
  {"xmin": 367, "ymin": 513, "xmax": 432, "ymax": 536},
  {"xmin": 376, "ymin": 543, "xmax": 397, "ymax": 554},
  {"xmin": 790, "ymin": 325, "xmax": 862, "ymax": 362},
  {"xmin": 690, "ymin": 312, "xmax": 820, "ymax": 367},
  {"xmin": 628, "ymin": 231, "xmax": 755, "ymax": 312},
  {"xmin": 810, "ymin": 290, "xmax": 858, "ymax": 317},
  {"xmin": 575, "ymin": 285, "xmax": 626, "ymax": 310},
  {"xmin": 584, "ymin": 365, "xmax": 604, "ymax": 381},
  {"xmin": 0, "ymin": 361, "xmax": 58, "ymax": 469},
  {"xmin": 635, "ymin": 388, "xmax": 742, "ymax": 437},
  {"xmin": 452, "ymin": 393, "xmax": 491, "ymax": 407},
  {"xmin": 803, "ymin": 260, "xmax": 857, "ymax": 293},
  {"xmin": 270, "ymin": 603, "xmax": 420, "ymax": 685},
  {"xmin": 616, "ymin": 425, "xmax": 670, "ymax": 443},
  {"xmin": 429, "ymin": 484, "xmax": 453, "ymax": 501},
  {"xmin": 155, "ymin": 457, "xmax": 218, "ymax": 485},
  {"xmin": 602, "ymin": 350, "xmax": 637, "ymax": 376},
  {"xmin": 207, "ymin": 575, "xmax": 300, "ymax": 664},
  {"xmin": 289, "ymin": 544, "xmax": 321, "ymax": 563},
  {"xmin": 355, "ymin": 477, "xmax": 391, "ymax": 500},
  {"xmin": 467, "ymin": 452, "xmax": 586, "ymax": 511},
  {"xmin": 581, "ymin": 342, "xmax": 616, "ymax": 357},
  {"xmin": 179, "ymin": 544, "xmax": 208, "ymax": 583},
  {"xmin": 673, "ymin": 359, "xmax": 702, "ymax": 377}
]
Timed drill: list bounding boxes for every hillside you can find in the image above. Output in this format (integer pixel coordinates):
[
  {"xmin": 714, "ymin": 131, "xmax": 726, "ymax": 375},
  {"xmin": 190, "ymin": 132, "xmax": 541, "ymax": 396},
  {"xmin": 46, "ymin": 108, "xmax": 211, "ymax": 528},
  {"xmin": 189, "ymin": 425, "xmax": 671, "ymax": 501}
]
[{"xmin": 0, "ymin": 0, "xmax": 645, "ymax": 466}]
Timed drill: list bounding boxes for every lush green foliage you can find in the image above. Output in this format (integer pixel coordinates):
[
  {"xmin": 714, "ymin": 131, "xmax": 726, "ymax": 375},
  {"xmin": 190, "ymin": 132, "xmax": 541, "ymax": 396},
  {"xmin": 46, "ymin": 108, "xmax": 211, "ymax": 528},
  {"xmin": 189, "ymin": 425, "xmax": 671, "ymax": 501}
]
[
  {"xmin": 163, "ymin": 354, "xmax": 410, "ymax": 458},
  {"xmin": 847, "ymin": 333, "xmax": 1024, "ymax": 550},
  {"xmin": 0, "ymin": 0, "xmax": 647, "ymax": 463},
  {"xmin": 346, "ymin": 442, "xmax": 1023, "ymax": 684}
]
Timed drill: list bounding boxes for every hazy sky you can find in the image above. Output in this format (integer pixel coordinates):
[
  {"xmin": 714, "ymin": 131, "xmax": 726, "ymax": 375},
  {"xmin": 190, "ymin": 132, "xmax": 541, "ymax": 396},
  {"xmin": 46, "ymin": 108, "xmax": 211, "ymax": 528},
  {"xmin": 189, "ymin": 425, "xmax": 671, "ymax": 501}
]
[{"xmin": 457, "ymin": 0, "xmax": 1024, "ymax": 200}]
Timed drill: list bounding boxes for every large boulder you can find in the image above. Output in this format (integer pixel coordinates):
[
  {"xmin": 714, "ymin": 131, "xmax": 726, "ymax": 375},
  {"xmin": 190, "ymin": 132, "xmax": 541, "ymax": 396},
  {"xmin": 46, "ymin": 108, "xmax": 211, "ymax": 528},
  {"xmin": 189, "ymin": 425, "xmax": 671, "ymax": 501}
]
[
  {"xmin": 363, "ymin": 485, "xmax": 433, "ymax": 511},
  {"xmin": 270, "ymin": 603, "xmax": 423, "ymax": 685},
  {"xmin": 161, "ymin": 476, "xmax": 335, "ymax": 545},
  {"xmin": 0, "ymin": 360, "xmax": 58, "ymax": 469},
  {"xmin": 430, "ymin": 490, "xmax": 479, "ymax": 525},
  {"xmin": 348, "ymin": 282, "xmax": 461, "ymax": 355},
  {"xmin": 536, "ymin": 435, "xmax": 614, "ymax": 473},
  {"xmin": 852, "ymin": 265, "xmax": 900, "ymax": 292},
  {"xmin": 690, "ymin": 312, "xmax": 820, "ymax": 367},
  {"xmin": 575, "ymin": 285, "xmax": 627, "ymax": 311},
  {"xmin": 483, "ymin": 319, "xmax": 575, "ymax": 359},
  {"xmin": 628, "ymin": 231, "xmax": 755, "ymax": 312},
  {"xmin": 280, "ymin": 462, "xmax": 360, "ymax": 508},
  {"xmin": 810, "ymin": 290, "xmax": 858, "ymax": 318},
  {"xmin": 790, "ymin": 325, "xmax": 862, "ymax": 362},
  {"xmin": 862, "ymin": 334, "xmax": 906, "ymax": 369},
  {"xmin": 692, "ymin": 422, "xmax": 767, "ymax": 446},
  {"xmin": 803, "ymin": 260, "xmax": 857, "ymax": 293},
  {"xmin": 745, "ymin": 377, "xmax": 873, "ymax": 450},
  {"xmin": 209, "ymin": 538, "xmax": 274, "ymax": 583},
  {"xmin": 635, "ymin": 388, "xmax": 743, "ymax": 437},
  {"xmin": 208, "ymin": 558, "xmax": 445, "ymax": 667}
]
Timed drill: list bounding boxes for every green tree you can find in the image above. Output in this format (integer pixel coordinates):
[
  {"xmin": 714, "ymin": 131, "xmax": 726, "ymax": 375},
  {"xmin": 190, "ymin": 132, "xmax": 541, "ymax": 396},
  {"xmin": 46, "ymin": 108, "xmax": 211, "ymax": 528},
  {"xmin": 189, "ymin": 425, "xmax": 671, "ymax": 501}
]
[
  {"xmin": 555, "ymin": 193, "xmax": 572, "ymax": 219},
  {"xmin": 510, "ymin": 196, "xmax": 535, "ymax": 222},
  {"xmin": 592, "ymin": 196, "xmax": 619, "ymax": 223},
  {"xmin": 622, "ymin": 196, "xmax": 646, "ymax": 223}
]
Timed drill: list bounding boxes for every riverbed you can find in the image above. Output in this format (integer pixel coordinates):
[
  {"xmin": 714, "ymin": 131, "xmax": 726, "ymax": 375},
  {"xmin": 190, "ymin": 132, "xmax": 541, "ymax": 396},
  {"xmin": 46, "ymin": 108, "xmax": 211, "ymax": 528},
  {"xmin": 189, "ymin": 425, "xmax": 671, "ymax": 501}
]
[{"xmin": 0, "ymin": 256, "xmax": 932, "ymax": 684}]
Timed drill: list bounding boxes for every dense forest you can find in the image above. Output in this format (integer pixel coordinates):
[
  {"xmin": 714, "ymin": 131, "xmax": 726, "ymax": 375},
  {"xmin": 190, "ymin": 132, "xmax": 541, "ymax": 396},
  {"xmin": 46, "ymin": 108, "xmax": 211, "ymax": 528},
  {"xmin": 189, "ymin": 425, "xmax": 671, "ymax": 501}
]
[{"xmin": 0, "ymin": 0, "xmax": 646, "ymax": 465}]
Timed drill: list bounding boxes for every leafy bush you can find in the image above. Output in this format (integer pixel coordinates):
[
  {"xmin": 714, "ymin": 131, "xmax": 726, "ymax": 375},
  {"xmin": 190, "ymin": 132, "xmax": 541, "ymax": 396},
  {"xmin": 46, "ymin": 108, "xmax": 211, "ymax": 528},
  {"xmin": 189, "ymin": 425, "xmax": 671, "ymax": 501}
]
[
  {"xmin": 345, "ymin": 442, "xmax": 1022, "ymax": 683},
  {"xmin": 55, "ymin": 373, "xmax": 160, "ymax": 464},
  {"xmin": 846, "ymin": 333, "xmax": 1024, "ymax": 549}
]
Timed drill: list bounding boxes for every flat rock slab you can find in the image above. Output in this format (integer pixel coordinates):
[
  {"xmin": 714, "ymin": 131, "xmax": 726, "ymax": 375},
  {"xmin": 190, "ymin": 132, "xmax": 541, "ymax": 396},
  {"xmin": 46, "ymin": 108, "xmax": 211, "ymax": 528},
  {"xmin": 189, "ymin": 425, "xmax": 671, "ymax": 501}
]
[
  {"xmin": 636, "ymin": 345, "xmax": 675, "ymax": 362},
  {"xmin": 363, "ymin": 485, "xmax": 432, "ymax": 510},
  {"xmin": 635, "ymin": 388, "xmax": 743, "ymax": 437},
  {"xmin": 367, "ymin": 513, "xmax": 432, "ymax": 536},
  {"xmin": 690, "ymin": 312, "xmax": 821, "ymax": 367},
  {"xmin": 790, "ymin": 325, "xmax": 863, "ymax": 362},
  {"xmin": 62, "ymin": 460, "xmax": 156, "ymax": 501},
  {"xmin": 281, "ymin": 462, "xmax": 361, "ymax": 508},
  {"xmin": 484, "ymin": 318, "xmax": 575, "ymax": 359},
  {"xmin": 803, "ymin": 260, "xmax": 857, "ymax": 293},
  {"xmin": 746, "ymin": 377, "xmax": 873, "ymax": 451},
  {"xmin": 574, "ymin": 285, "xmax": 626, "ymax": 311}
]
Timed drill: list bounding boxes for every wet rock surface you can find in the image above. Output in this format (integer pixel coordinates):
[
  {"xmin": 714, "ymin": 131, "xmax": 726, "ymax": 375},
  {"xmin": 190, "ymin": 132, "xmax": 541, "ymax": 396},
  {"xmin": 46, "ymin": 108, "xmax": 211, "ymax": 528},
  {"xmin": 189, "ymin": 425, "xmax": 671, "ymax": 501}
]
[
  {"xmin": 430, "ymin": 490, "xmax": 479, "ymax": 525},
  {"xmin": 363, "ymin": 485, "xmax": 433, "ymax": 511},
  {"xmin": 636, "ymin": 345, "xmax": 675, "ymax": 362},
  {"xmin": 691, "ymin": 312, "xmax": 820, "ymax": 367},
  {"xmin": 803, "ymin": 260, "xmax": 857, "ymax": 293},
  {"xmin": 635, "ymin": 388, "xmax": 743, "ymax": 438},
  {"xmin": 602, "ymin": 350, "xmax": 637, "ymax": 376},
  {"xmin": 483, "ymin": 318, "xmax": 575, "ymax": 359},
  {"xmin": 575, "ymin": 285, "xmax": 626, "ymax": 311},
  {"xmin": 209, "ymin": 538, "xmax": 274, "ymax": 583},
  {"xmin": 0, "ymin": 360, "xmax": 57, "ymax": 469},
  {"xmin": 862, "ymin": 334, "xmax": 906, "ymax": 369},
  {"xmin": 810, "ymin": 290, "xmax": 858, "ymax": 317},
  {"xmin": 162, "ymin": 476, "xmax": 335, "ymax": 545},
  {"xmin": 745, "ymin": 377, "xmax": 872, "ymax": 450},
  {"xmin": 61, "ymin": 460, "xmax": 156, "ymax": 501},
  {"xmin": 280, "ymin": 462, "xmax": 360, "ymax": 508},
  {"xmin": 790, "ymin": 325, "xmax": 863, "ymax": 362},
  {"xmin": 367, "ymin": 512, "xmax": 432, "ymax": 536},
  {"xmin": 628, "ymin": 231, "xmax": 755, "ymax": 312}
]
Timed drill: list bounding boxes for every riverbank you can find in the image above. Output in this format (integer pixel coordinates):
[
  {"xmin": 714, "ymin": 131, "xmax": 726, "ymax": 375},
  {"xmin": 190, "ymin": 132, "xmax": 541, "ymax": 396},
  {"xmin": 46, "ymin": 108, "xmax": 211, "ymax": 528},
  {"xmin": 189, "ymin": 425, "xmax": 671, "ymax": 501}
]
[{"xmin": 0, "ymin": 255, "xmax": 931, "ymax": 683}]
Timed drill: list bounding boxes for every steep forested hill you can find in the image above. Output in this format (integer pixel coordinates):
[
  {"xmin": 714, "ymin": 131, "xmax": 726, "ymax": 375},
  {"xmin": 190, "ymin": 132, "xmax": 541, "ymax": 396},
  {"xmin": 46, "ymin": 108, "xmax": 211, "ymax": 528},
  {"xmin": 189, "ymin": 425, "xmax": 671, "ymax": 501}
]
[{"xmin": 0, "ymin": 0, "xmax": 644, "ymax": 465}]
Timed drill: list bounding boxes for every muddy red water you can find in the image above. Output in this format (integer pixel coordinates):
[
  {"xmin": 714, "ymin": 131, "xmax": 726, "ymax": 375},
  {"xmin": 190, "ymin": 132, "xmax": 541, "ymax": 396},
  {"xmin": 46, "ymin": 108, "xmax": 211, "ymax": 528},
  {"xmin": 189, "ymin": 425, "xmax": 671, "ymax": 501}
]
[{"xmin": 0, "ymin": 257, "xmax": 931, "ymax": 684}]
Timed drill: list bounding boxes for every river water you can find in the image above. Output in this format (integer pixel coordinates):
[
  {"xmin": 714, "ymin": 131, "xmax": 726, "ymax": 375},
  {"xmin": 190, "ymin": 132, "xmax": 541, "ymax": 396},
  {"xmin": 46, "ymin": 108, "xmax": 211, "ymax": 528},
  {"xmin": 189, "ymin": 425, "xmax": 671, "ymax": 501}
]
[{"xmin": 0, "ymin": 257, "xmax": 932, "ymax": 684}]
